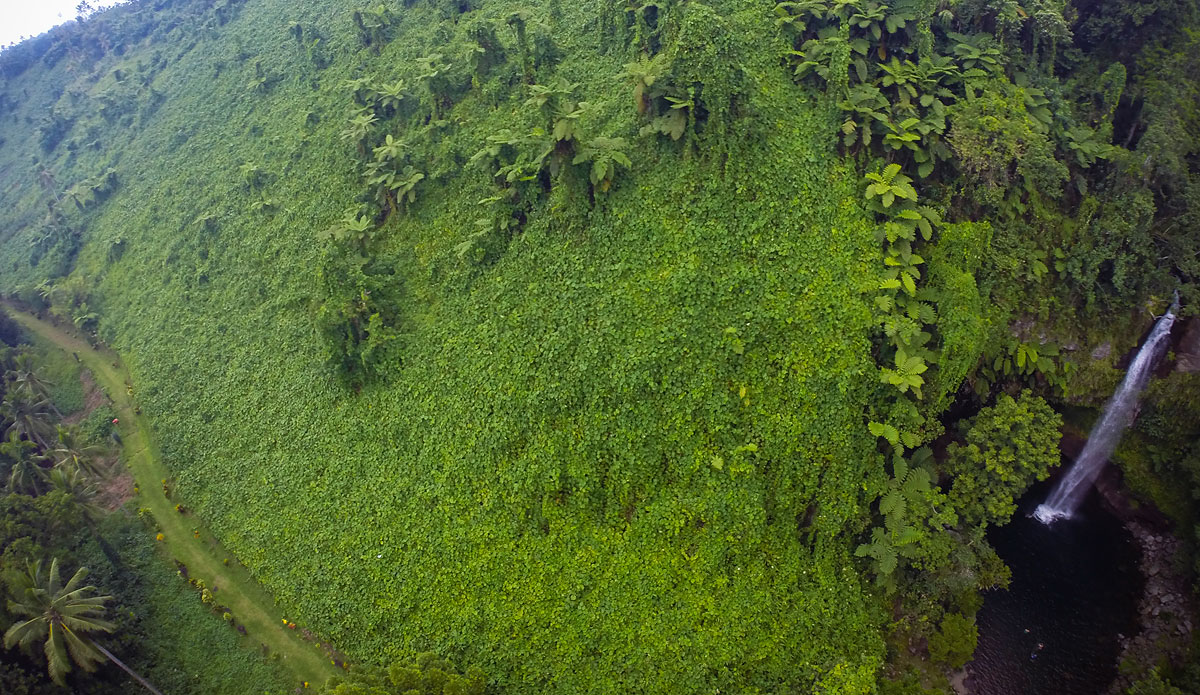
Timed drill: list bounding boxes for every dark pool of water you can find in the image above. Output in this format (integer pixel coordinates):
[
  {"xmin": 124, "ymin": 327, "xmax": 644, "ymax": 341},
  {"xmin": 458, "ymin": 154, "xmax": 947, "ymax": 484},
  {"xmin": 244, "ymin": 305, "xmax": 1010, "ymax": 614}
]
[{"xmin": 967, "ymin": 480, "xmax": 1143, "ymax": 695}]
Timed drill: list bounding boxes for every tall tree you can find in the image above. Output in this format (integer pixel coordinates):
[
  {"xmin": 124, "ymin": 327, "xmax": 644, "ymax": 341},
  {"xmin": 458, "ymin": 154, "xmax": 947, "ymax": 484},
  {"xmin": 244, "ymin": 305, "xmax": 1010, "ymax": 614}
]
[
  {"xmin": 0, "ymin": 390, "xmax": 58, "ymax": 451},
  {"xmin": 1, "ymin": 433, "xmax": 47, "ymax": 495},
  {"xmin": 48, "ymin": 426, "xmax": 105, "ymax": 478},
  {"xmin": 46, "ymin": 467, "xmax": 101, "ymax": 519},
  {"xmin": 7, "ymin": 354, "xmax": 55, "ymax": 406},
  {"xmin": 3, "ymin": 558, "xmax": 163, "ymax": 694},
  {"xmin": 944, "ymin": 390, "xmax": 1063, "ymax": 529}
]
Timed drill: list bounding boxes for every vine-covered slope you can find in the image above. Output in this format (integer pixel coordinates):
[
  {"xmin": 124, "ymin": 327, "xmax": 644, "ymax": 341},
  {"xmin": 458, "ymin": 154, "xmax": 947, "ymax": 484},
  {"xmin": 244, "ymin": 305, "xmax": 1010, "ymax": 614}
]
[
  {"xmin": 1, "ymin": 1, "xmax": 891, "ymax": 692},
  {"xmin": 1, "ymin": 0, "xmax": 1198, "ymax": 693}
]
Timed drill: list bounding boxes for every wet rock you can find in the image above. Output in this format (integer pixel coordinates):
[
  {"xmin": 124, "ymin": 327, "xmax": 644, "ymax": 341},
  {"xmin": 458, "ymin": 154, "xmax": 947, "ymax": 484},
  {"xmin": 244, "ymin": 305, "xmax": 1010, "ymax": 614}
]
[
  {"xmin": 1175, "ymin": 318, "xmax": 1200, "ymax": 373},
  {"xmin": 1108, "ymin": 515, "xmax": 1199, "ymax": 694},
  {"xmin": 1092, "ymin": 342, "xmax": 1113, "ymax": 361},
  {"xmin": 1011, "ymin": 317, "xmax": 1035, "ymax": 340}
]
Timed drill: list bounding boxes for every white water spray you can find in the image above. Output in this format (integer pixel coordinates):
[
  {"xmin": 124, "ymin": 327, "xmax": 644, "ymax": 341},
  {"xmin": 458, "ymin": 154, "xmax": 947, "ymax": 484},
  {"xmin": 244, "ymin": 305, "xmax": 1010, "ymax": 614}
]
[{"xmin": 1034, "ymin": 293, "xmax": 1180, "ymax": 524}]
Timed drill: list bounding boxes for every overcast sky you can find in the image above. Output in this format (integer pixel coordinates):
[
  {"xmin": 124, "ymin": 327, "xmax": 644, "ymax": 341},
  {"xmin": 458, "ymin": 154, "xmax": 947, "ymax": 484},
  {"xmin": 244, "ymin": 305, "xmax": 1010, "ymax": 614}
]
[{"xmin": 0, "ymin": 0, "xmax": 128, "ymax": 49}]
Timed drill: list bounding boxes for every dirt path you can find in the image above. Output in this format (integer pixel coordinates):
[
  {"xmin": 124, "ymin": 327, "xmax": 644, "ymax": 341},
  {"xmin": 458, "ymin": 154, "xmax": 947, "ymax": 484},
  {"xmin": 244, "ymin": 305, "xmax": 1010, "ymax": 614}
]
[{"xmin": 3, "ymin": 305, "xmax": 339, "ymax": 689}]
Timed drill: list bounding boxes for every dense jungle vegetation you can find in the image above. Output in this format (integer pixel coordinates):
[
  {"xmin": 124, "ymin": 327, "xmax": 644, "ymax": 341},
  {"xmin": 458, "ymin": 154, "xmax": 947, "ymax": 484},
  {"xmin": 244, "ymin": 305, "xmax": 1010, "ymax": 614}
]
[{"xmin": 0, "ymin": 0, "xmax": 1199, "ymax": 693}]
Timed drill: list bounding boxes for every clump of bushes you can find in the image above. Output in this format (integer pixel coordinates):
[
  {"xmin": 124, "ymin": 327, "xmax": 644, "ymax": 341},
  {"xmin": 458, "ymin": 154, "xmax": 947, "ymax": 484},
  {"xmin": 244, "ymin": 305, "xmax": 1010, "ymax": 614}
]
[
  {"xmin": 79, "ymin": 403, "xmax": 117, "ymax": 443},
  {"xmin": 323, "ymin": 652, "xmax": 485, "ymax": 695}
]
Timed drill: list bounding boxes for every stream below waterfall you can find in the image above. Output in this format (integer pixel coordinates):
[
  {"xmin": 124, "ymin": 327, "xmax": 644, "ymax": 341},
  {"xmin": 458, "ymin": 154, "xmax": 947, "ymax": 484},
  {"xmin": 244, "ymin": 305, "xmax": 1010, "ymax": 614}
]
[{"xmin": 967, "ymin": 478, "xmax": 1143, "ymax": 695}]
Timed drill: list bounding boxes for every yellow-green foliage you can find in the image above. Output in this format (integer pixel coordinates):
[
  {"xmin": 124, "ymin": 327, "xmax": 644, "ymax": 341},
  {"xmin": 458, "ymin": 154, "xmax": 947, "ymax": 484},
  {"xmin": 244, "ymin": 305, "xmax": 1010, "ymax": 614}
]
[
  {"xmin": 924, "ymin": 222, "xmax": 989, "ymax": 414},
  {"xmin": 0, "ymin": 0, "xmax": 889, "ymax": 692},
  {"xmin": 5, "ymin": 0, "xmax": 1198, "ymax": 690}
]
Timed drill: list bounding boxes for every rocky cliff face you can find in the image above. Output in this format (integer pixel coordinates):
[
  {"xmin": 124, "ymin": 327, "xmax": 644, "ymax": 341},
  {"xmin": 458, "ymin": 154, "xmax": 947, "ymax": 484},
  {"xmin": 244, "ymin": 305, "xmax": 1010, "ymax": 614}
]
[
  {"xmin": 1175, "ymin": 318, "xmax": 1200, "ymax": 373},
  {"xmin": 1095, "ymin": 469, "xmax": 1196, "ymax": 693}
]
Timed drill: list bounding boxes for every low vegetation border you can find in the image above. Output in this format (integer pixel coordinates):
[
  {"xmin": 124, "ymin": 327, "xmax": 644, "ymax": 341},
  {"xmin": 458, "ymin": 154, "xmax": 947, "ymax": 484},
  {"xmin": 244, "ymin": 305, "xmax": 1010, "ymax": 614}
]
[{"xmin": 2, "ymin": 302, "xmax": 339, "ymax": 690}]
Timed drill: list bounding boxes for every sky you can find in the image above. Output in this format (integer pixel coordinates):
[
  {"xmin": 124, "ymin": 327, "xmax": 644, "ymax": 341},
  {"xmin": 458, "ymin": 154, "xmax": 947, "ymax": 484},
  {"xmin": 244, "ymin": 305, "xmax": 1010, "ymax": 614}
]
[{"xmin": 0, "ymin": 0, "xmax": 128, "ymax": 49}]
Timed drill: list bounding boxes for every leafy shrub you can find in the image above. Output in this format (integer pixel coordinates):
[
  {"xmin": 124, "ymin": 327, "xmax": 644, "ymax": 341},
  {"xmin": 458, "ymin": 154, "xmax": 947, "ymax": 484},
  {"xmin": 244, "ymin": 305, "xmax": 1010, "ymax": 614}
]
[
  {"xmin": 945, "ymin": 390, "xmax": 1062, "ymax": 529},
  {"xmin": 314, "ymin": 214, "xmax": 406, "ymax": 388},
  {"xmin": 1125, "ymin": 668, "xmax": 1187, "ymax": 695},
  {"xmin": 924, "ymin": 252, "xmax": 986, "ymax": 413},
  {"xmin": 323, "ymin": 653, "xmax": 484, "ymax": 695},
  {"xmin": 927, "ymin": 612, "xmax": 978, "ymax": 669},
  {"xmin": 856, "ymin": 447, "xmax": 958, "ymax": 583},
  {"xmin": 946, "ymin": 78, "xmax": 1066, "ymax": 206},
  {"xmin": 78, "ymin": 404, "xmax": 117, "ymax": 445}
]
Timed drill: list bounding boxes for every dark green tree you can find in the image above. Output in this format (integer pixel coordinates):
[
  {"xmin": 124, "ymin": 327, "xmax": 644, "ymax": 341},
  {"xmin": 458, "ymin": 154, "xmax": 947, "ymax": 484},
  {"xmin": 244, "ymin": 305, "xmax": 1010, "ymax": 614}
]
[
  {"xmin": 928, "ymin": 612, "xmax": 978, "ymax": 668},
  {"xmin": 2, "ymin": 433, "xmax": 47, "ymax": 495},
  {"xmin": 1, "ymin": 389, "xmax": 58, "ymax": 452},
  {"xmin": 48, "ymin": 425, "xmax": 105, "ymax": 478},
  {"xmin": 3, "ymin": 558, "xmax": 162, "ymax": 693}
]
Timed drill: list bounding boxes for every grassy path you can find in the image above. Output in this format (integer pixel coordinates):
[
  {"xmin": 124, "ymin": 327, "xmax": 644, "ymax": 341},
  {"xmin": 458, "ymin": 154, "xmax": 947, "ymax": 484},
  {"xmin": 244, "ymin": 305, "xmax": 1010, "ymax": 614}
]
[{"xmin": 3, "ymin": 305, "xmax": 339, "ymax": 690}]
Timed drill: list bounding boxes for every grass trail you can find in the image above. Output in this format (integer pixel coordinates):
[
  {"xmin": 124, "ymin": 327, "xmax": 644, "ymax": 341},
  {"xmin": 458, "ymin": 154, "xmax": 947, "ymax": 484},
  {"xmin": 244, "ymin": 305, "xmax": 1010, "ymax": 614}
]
[{"xmin": 4, "ymin": 304, "xmax": 340, "ymax": 689}]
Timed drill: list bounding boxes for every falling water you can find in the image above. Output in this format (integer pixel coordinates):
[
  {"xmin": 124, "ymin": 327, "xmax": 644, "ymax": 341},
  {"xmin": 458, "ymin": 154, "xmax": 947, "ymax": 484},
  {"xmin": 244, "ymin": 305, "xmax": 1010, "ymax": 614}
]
[{"xmin": 1034, "ymin": 293, "xmax": 1180, "ymax": 524}]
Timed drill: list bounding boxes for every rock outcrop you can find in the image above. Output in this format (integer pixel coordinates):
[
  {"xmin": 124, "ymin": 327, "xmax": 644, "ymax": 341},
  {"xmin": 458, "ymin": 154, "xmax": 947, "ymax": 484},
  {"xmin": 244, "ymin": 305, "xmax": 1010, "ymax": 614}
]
[
  {"xmin": 1175, "ymin": 318, "xmax": 1200, "ymax": 373},
  {"xmin": 1095, "ymin": 470, "xmax": 1196, "ymax": 693},
  {"xmin": 1108, "ymin": 520, "xmax": 1195, "ymax": 693}
]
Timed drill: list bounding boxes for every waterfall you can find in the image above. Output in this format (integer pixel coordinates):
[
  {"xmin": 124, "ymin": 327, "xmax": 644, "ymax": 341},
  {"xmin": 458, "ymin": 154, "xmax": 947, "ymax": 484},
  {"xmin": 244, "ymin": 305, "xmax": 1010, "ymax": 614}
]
[{"xmin": 1034, "ymin": 293, "xmax": 1180, "ymax": 524}]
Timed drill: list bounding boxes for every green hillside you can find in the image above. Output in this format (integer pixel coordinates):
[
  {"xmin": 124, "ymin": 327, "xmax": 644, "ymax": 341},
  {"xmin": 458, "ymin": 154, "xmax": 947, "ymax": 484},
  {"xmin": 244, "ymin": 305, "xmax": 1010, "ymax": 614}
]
[{"xmin": 1, "ymin": 0, "xmax": 1199, "ymax": 693}]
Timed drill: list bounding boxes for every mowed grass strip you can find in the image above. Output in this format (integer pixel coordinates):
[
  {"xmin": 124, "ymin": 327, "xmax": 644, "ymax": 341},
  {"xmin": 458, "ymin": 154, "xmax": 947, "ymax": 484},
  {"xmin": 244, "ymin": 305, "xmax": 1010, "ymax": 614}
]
[{"xmin": 3, "ymin": 304, "xmax": 340, "ymax": 689}]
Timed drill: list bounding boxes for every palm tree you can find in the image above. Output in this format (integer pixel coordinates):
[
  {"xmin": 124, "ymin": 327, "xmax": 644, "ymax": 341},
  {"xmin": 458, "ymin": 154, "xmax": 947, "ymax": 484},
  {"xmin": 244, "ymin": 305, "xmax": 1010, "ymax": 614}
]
[
  {"xmin": 46, "ymin": 466, "xmax": 103, "ymax": 520},
  {"xmin": 71, "ymin": 303, "xmax": 99, "ymax": 333},
  {"xmin": 1, "ymin": 389, "xmax": 58, "ymax": 450},
  {"xmin": 8, "ymin": 353, "xmax": 56, "ymax": 406},
  {"xmin": 370, "ymin": 79, "xmax": 408, "ymax": 117},
  {"xmin": 2, "ymin": 432, "xmax": 47, "ymax": 495},
  {"xmin": 49, "ymin": 425, "xmax": 105, "ymax": 478},
  {"xmin": 4, "ymin": 558, "xmax": 163, "ymax": 694},
  {"xmin": 35, "ymin": 163, "xmax": 63, "ymax": 206}
]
